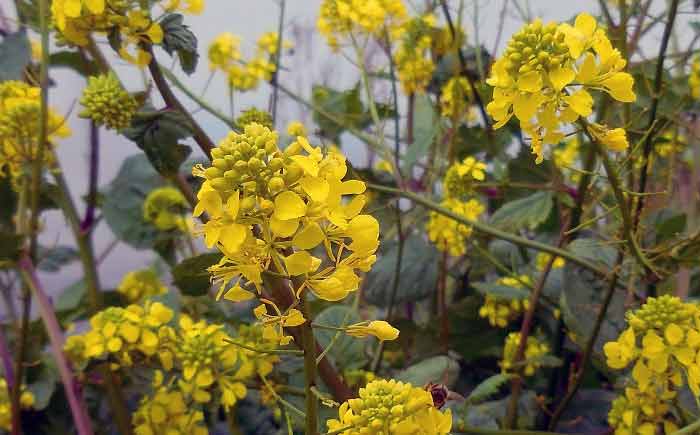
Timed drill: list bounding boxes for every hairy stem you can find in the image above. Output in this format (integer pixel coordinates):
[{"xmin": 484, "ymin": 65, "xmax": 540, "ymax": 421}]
[{"xmin": 301, "ymin": 293, "xmax": 319, "ymax": 435}]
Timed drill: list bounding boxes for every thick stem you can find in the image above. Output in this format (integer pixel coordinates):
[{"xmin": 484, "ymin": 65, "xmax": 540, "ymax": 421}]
[
  {"xmin": 300, "ymin": 293, "xmax": 318, "ymax": 435},
  {"xmin": 145, "ymin": 46, "xmax": 214, "ymax": 159},
  {"xmin": 17, "ymin": 255, "xmax": 94, "ymax": 435},
  {"xmin": 80, "ymin": 121, "xmax": 99, "ymax": 233}
]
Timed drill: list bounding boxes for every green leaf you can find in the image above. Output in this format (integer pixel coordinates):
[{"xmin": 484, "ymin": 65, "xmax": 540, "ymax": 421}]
[
  {"xmin": 652, "ymin": 209, "xmax": 687, "ymax": 243},
  {"xmin": 402, "ymin": 94, "xmax": 439, "ymax": 171},
  {"xmin": 54, "ymin": 280, "xmax": 86, "ymax": 312},
  {"xmin": 171, "ymin": 252, "xmax": 222, "ymax": 296},
  {"xmin": 448, "ymin": 296, "xmax": 506, "ymax": 361},
  {"xmin": 102, "ymin": 154, "xmax": 165, "ymax": 249},
  {"xmin": 313, "ymin": 305, "xmax": 367, "ymax": 371},
  {"xmin": 0, "ymin": 172, "xmax": 17, "ymax": 225},
  {"xmin": 466, "ymin": 373, "xmax": 515, "ymax": 405},
  {"xmin": 160, "ymin": 13, "xmax": 199, "ymax": 74},
  {"xmin": 490, "ymin": 191, "xmax": 554, "ymax": 231},
  {"xmin": 364, "ymin": 234, "xmax": 438, "ymax": 307},
  {"xmin": 37, "ymin": 245, "xmax": 79, "ymax": 272},
  {"xmin": 311, "ymin": 84, "xmax": 365, "ymax": 143},
  {"xmin": 395, "ymin": 355, "xmax": 460, "ymax": 388},
  {"xmin": 49, "ymin": 50, "xmax": 97, "ymax": 76},
  {"xmin": 567, "ymin": 238, "xmax": 617, "ymax": 267},
  {"xmin": 26, "ymin": 359, "xmax": 58, "ymax": 410},
  {"xmin": 472, "ymin": 281, "xmax": 529, "ymax": 300},
  {"xmin": 123, "ymin": 109, "xmax": 193, "ymax": 176},
  {"xmin": 0, "ymin": 31, "xmax": 31, "ymax": 81}
]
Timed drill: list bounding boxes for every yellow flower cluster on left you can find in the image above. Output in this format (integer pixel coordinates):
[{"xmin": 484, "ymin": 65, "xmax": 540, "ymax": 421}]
[
  {"xmin": 0, "ymin": 378, "xmax": 34, "ymax": 432},
  {"xmin": 51, "ymin": 0, "xmax": 202, "ymax": 66},
  {"xmin": 603, "ymin": 295, "xmax": 700, "ymax": 434},
  {"xmin": 192, "ymin": 122, "xmax": 381, "ymax": 343},
  {"xmin": 487, "ymin": 13, "xmax": 636, "ymax": 163},
  {"xmin": 0, "ymin": 81, "xmax": 70, "ymax": 179},
  {"xmin": 443, "ymin": 156, "xmax": 487, "ymax": 199},
  {"xmin": 326, "ymin": 378, "xmax": 452, "ymax": 435},
  {"xmin": 479, "ymin": 275, "xmax": 532, "ymax": 328}
]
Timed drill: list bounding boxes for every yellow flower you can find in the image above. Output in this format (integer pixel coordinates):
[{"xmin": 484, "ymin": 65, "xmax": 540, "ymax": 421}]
[
  {"xmin": 0, "ymin": 378, "xmax": 34, "ymax": 431},
  {"xmin": 427, "ymin": 198, "xmax": 485, "ymax": 256},
  {"xmin": 443, "ymin": 156, "xmax": 487, "ymax": 199},
  {"xmin": 587, "ymin": 122, "xmax": 629, "ymax": 152},
  {"xmin": 346, "ymin": 320, "xmax": 400, "ymax": 341},
  {"xmin": 440, "ymin": 76, "xmax": 473, "ymax": 121},
  {"xmin": 79, "ymin": 73, "xmax": 138, "ymax": 131},
  {"xmin": 143, "ymin": 186, "xmax": 189, "ymax": 232},
  {"xmin": 393, "ymin": 15, "xmax": 436, "ymax": 94},
  {"xmin": 326, "ymin": 379, "xmax": 452, "ymax": 435},
  {"xmin": 236, "ymin": 108, "xmax": 273, "ymax": 129},
  {"xmin": 286, "ymin": 120, "xmax": 307, "ymax": 137},
  {"xmin": 478, "ymin": 275, "xmax": 531, "ymax": 328},
  {"xmin": 500, "ymin": 332, "xmax": 549, "ymax": 376},
  {"xmin": 535, "ymin": 252, "xmax": 565, "ymax": 270},
  {"xmin": 318, "ymin": 0, "xmax": 407, "ymax": 50},
  {"xmin": 116, "ymin": 268, "xmax": 167, "ymax": 303},
  {"xmin": 208, "ymin": 32, "xmax": 241, "ymax": 71},
  {"xmin": 486, "ymin": 14, "xmax": 635, "ymax": 163},
  {"xmin": 691, "ymin": 56, "xmax": 700, "ymax": 99}
]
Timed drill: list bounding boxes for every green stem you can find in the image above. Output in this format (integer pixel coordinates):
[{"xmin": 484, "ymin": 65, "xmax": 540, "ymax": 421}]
[
  {"xmin": 158, "ymin": 65, "xmax": 236, "ymax": 130},
  {"xmin": 301, "ymin": 293, "xmax": 319, "ymax": 434},
  {"xmin": 224, "ymin": 339, "xmax": 303, "ymax": 355},
  {"xmin": 366, "ymin": 183, "xmax": 607, "ymax": 276},
  {"xmin": 673, "ymin": 419, "xmax": 700, "ymax": 435}
]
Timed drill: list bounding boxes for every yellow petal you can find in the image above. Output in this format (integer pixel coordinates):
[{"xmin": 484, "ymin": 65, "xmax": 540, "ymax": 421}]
[
  {"xmin": 565, "ymin": 89, "xmax": 593, "ymax": 117},
  {"xmin": 270, "ymin": 215, "xmax": 299, "ymax": 237},
  {"xmin": 549, "ymin": 67, "xmax": 575, "ymax": 92},
  {"xmin": 84, "ymin": 0, "xmax": 105, "ymax": 14},
  {"xmin": 292, "ymin": 222, "xmax": 325, "ymax": 250},
  {"xmin": 517, "ymin": 71, "xmax": 543, "ymax": 93},
  {"xmin": 283, "ymin": 309, "xmax": 306, "ymax": 327},
  {"xmin": 574, "ymin": 12, "xmax": 597, "ymax": 38},
  {"xmin": 665, "ymin": 324, "xmax": 684, "ymax": 346},
  {"xmin": 218, "ymin": 224, "xmax": 247, "ymax": 254},
  {"xmin": 576, "ymin": 53, "xmax": 597, "ymax": 83},
  {"xmin": 300, "ymin": 176, "xmax": 330, "ymax": 202},
  {"xmin": 273, "ymin": 191, "xmax": 307, "ymax": 220},
  {"xmin": 147, "ymin": 23, "xmax": 164, "ymax": 44},
  {"xmin": 284, "ymin": 251, "xmax": 315, "ymax": 276},
  {"xmin": 601, "ymin": 72, "xmax": 636, "ymax": 103},
  {"xmin": 223, "ymin": 284, "xmax": 255, "ymax": 302}
]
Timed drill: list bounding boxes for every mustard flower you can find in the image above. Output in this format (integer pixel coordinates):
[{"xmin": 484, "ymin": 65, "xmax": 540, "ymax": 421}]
[
  {"xmin": 116, "ymin": 268, "xmax": 167, "ymax": 303},
  {"xmin": 486, "ymin": 14, "xmax": 636, "ymax": 163},
  {"xmin": 326, "ymin": 378, "xmax": 452, "ymax": 435},
  {"xmin": 426, "ymin": 198, "xmax": 485, "ymax": 256},
  {"xmin": 443, "ymin": 156, "xmax": 487, "ymax": 199},
  {"xmin": 346, "ymin": 320, "xmax": 400, "ymax": 341},
  {"xmin": 478, "ymin": 275, "xmax": 532, "ymax": 328},
  {"xmin": 318, "ymin": 0, "xmax": 407, "ymax": 49},
  {"xmin": 440, "ymin": 76, "xmax": 473, "ymax": 121},
  {"xmin": 393, "ymin": 15, "xmax": 436, "ymax": 95},
  {"xmin": 535, "ymin": 252, "xmax": 566, "ymax": 270},
  {"xmin": 143, "ymin": 186, "xmax": 189, "ymax": 232},
  {"xmin": 286, "ymin": 120, "xmax": 307, "ymax": 137},
  {"xmin": 0, "ymin": 378, "xmax": 34, "ymax": 432},
  {"xmin": 500, "ymin": 332, "xmax": 549, "ymax": 376},
  {"xmin": 208, "ymin": 32, "xmax": 242, "ymax": 71},
  {"xmin": 79, "ymin": 73, "xmax": 138, "ymax": 131},
  {"xmin": 236, "ymin": 108, "xmax": 273, "ymax": 129}
]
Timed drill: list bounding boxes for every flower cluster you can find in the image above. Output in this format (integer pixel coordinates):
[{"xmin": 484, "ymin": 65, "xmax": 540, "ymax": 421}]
[
  {"xmin": 479, "ymin": 275, "xmax": 532, "ymax": 328},
  {"xmin": 426, "ymin": 198, "xmax": 485, "ymax": 256},
  {"xmin": 116, "ymin": 269, "xmax": 167, "ymax": 303},
  {"xmin": 143, "ymin": 186, "xmax": 189, "ymax": 232},
  {"xmin": 64, "ymin": 301, "xmax": 174, "ymax": 369},
  {"xmin": 0, "ymin": 378, "xmax": 34, "ymax": 432},
  {"xmin": 603, "ymin": 295, "xmax": 700, "ymax": 434},
  {"xmin": 326, "ymin": 379, "xmax": 452, "ymax": 435},
  {"xmin": 192, "ymin": 122, "xmax": 381, "ymax": 341},
  {"xmin": 443, "ymin": 156, "xmax": 487, "ymax": 199},
  {"xmin": 393, "ymin": 14, "xmax": 437, "ymax": 95},
  {"xmin": 486, "ymin": 13, "xmax": 636, "ymax": 163},
  {"xmin": 607, "ymin": 387, "xmax": 678, "ymax": 435},
  {"xmin": 51, "ymin": 0, "xmax": 198, "ymax": 66},
  {"xmin": 132, "ymin": 371, "xmax": 209, "ymax": 435},
  {"xmin": 79, "ymin": 73, "xmax": 138, "ymax": 131},
  {"xmin": 552, "ymin": 136, "xmax": 580, "ymax": 170},
  {"xmin": 0, "ymin": 81, "xmax": 70, "ymax": 179},
  {"xmin": 235, "ymin": 108, "xmax": 273, "ymax": 129},
  {"xmin": 208, "ymin": 32, "xmax": 289, "ymax": 92},
  {"xmin": 535, "ymin": 252, "xmax": 565, "ymax": 271},
  {"xmin": 440, "ymin": 76, "xmax": 473, "ymax": 121},
  {"xmin": 317, "ymin": 0, "xmax": 407, "ymax": 50},
  {"xmin": 500, "ymin": 332, "xmax": 549, "ymax": 376}
]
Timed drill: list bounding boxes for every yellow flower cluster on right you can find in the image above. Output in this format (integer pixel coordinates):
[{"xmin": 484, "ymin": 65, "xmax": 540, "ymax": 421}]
[
  {"xmin": 479, "ymin": 275, "xmax": 532, "ymax": 328},
  {"xmin": 116, "ymin": 269, "xmax": 167, "ymax": 303},
  {"xmin": 0, "ymin": 378, "xmax": 34, "ymax": 432},
  {"xmin": 603, "ymin": 295, "xmax": 700, "ymax": 434},
  {"xmin": 326, "ymin": 378, "xmax": 452, "ymax": 435},
  {"xmin": 500, "ymin": 332, "xmax": 549, "ymax": 376},
  {"xmin": 0, "ymin": 81, "xmax": 70, "ymax": 179},
  {"xmin": 426, "ymin": 198, "xmax": 485, "ymax": 257},
  {"xmin": 486, "ymin": 13, "xmax": 636, "ymax": 163}
]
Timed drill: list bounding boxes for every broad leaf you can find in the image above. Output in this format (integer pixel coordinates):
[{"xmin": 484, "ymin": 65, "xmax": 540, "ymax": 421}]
[
  {"xmin": 160, "ymin": 14, "xmax": 199, "ymax": 74},
  {"xmin": 402, "ymin": 94, "xmax": 439, "ymax": 171},
  {"xmin": 313, "ymin": 305, "xmax": 367, "ymax": 371},
  {"xmin": 395, "ymin": 355, "xmax": 460, "ymax": 388},
  {"xmin": 37, "ymin": 245, "xmax": 79, "ymax": 272},
  {"xmin": 0, "ymin": 31, "xmax": 31, "ymax": 81},
  {"xmin": 490, "ymin": 191, "xmax": 553, "ymax": 231},
  {"xmin": 466, "ymin": 373, "xmax": 515, "ymax": 405},
  {"xmin": 172, "ymin": 252, "xmax": 222, "ymax": 296}
]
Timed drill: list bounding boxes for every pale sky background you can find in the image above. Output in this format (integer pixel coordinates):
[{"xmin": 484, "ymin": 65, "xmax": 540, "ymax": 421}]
[{"xmin": 0, "ymin": 0, "xmax": 697, "ymax": 314}]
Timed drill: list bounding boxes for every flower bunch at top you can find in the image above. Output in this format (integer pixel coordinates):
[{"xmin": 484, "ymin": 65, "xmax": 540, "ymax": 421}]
[
  {"xmin": 192, "ymin": 122, "xmax": 381, "ymax": 341},
  {"xmin": 479, "ymin": 275, "xmax": 532, "ymax": 328},
  {"xmin": 443, "ymin": 156, "xmax": 487, "ymax": 199},
  {"xmin": 116, "ymin": 268, "xmax": 167, "ymax": 303},
  {"xmin": 64, "ymin": 301, "xmax": 174, "ymax": 369},
  {"xmin": 132, "ymin": 371, "xmax": 209, "ymax": 435},
  {"xmin": 143, "ymin": 186, "xmax": 189, "ymax": 232},
  {"xmin": 208, "ymin": 32, "xmax": 290, "ymax": 92},
  {"xmin": 0, "ymin": 378, "xmax": 34, "ymax": 432},
  {"xmin": 51, "ymin": 0, "xmax": 202, "ymax": 66},
  {"xmin": 317, "ymin": 0, "xmax": 407, "ymax": 50},
  {"xmin": 426, "ymin": 197, "xmax": 485, "ymax": 257},
  {"xmin": 392, "ymin": 14, "xmax": 437, "ymax": 95},
  {"xmin": 326, "ymin": 378, "xmax": 452, "ymax": 435},
  {"xmin": 486, "ymin": 13, "xmax": 636, "ymax": 163},
  {"xmin": 603, "ymin": 295, "xmax": 700, "ymax": 434},
  {"xmin": 158, "ymin": 315, "xmax": 251, "ymax": 409},
  {"xmin": 0, "ymin": 81, "xmax": 70, "ymax": 179},
  {"xmin": 500, "ymin": 332, "xmax": 549, "ymax": 376}
]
